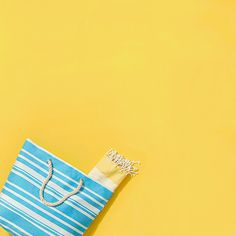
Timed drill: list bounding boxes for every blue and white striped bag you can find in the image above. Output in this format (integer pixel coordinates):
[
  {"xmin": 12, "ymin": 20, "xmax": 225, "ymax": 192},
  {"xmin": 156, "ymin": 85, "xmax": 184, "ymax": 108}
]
[{"xmin": 0, "ymin": 139, "xmax": 139, "ymax": 236}]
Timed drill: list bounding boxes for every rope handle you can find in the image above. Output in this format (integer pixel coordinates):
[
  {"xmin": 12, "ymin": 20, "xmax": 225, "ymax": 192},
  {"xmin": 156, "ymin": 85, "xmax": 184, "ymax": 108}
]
[{"xmin": 39, "ymin": 159, "xmax": 84, "ymax": 207}]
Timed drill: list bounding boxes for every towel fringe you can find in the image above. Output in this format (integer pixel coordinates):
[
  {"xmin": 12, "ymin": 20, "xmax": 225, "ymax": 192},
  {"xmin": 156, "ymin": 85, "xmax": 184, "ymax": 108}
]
[{"xmin": 105, "ymin": 149, "xmax": 140, "ymax": 176}]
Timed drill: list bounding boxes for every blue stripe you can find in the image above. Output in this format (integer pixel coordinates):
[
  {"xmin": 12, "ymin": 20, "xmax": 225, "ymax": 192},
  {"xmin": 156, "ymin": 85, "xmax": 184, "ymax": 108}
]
[
  {"xmin": 17, "ymin": 155, "xmax": 104, "ymax": 211},
  {"xmin": 0, "ymin": 139, "xmax": 114, "ymax": 236},
  {"xmin": 11, "ymin": 165, "xmax": 97, "ymax": 219},
  {"xmin": 0, "ymin": 218, "xmax": 27, "ymax": 236},
  {"xmin": 0, "ymin": 199, "xmax": 56, "ymax": 236},
  {"xmin": 0, "ymin": 224, "xmax": 20, "ymax": 236},
  {"xmin": 2, "ymin": 187, "xmax": 82, "ymax": 235},
  {"xmin": 23, "ymin": 139, "xmax": 113, "ymax": 199},
  {"xmin": 5, "ymin": 176, "xmax": 89, "ymax": 229},
  {"xmin": 4, "ymin": 181, "xmax": 85, "ymax": 234},
  {"xmin": 20, "ymin": 150, "xmax": 108, "ymax": 205},
  {"xmin": 7, "ymin": 170, "xmax": 94, "ymax": 226}
]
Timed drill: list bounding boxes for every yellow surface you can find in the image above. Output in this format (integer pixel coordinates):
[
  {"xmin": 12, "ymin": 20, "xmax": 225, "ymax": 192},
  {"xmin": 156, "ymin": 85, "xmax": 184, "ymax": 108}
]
[{"xmin": 0, "ymin": 0, "xmax": 236, "ymax": 235}]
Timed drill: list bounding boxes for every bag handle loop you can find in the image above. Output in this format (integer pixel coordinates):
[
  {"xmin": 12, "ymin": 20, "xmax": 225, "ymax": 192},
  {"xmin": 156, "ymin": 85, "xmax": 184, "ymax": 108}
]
[{"xmin": 39, "ymin": 160, "xmax": 83, "ymax": 207}]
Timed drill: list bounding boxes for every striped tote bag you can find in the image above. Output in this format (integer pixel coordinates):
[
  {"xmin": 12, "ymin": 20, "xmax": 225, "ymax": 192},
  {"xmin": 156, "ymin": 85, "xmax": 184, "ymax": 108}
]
[{"xmin": 0, "ymin": 139, "xmax": 139, "ymax": 236}]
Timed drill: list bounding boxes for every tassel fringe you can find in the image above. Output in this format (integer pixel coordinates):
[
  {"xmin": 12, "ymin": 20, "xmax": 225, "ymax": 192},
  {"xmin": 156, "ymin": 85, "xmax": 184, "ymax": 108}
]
[{"xmin": 105, "ymin": 149, "xmax": 140, "ymax": 176}]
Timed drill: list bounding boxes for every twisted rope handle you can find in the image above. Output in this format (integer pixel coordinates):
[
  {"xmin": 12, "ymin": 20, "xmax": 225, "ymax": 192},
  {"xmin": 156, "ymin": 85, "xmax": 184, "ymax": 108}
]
[{"xmin": 39, "ymin": 160, "xmax": 84, "ymax": 207}]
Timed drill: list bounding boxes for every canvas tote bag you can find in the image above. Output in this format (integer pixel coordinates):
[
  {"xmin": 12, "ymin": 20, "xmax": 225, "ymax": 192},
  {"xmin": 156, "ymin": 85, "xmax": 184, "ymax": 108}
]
[{"xmin": 0, "ymin": 139, "xmax": 139, "ymax": 235}]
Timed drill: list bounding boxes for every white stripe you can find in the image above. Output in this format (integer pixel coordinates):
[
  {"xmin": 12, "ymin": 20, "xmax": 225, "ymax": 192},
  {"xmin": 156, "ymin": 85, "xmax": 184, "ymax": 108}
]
[
  {"xmin": 12, "ymin": 166, "xmax": 95, "ymax": 220},
  {"xmin": 0, "ymin": 222, "xmax": 22, "ymax": 236},
  {"xmin": 11, "ymin": 168, "xmax": 95, "ymax": 221},
  {"xmin": 88, "ymin": 167, "xmax": 117, "ymax": 191},
  {"xmin": 1, "ymin": 195, "xmax": 64, "ymax": 236},
  {"xmin": 1, "ymin": 194, "xmax": 68, "ymax": 236},
  {"xmin": 14, "ymin": 161, "xmax": 99, "ymax": 216},
  {"xmin": 12, "ymin": 166, "xmax": 96, "ymax": 220},
  {"xmin": 25, "ymin": 139, "xmax": 111, "ymax": 192},
  {"xmin": 0, "ymin": 216, "xmax": 30, "ymax": 235},
  {"xmin": 14, "ymin": 165, "xmax": 41, "ymax": 186},
  {"xmin": 15, "ymin": 160, "xmax": 100, "ymax": 214},
  {"xmin": 22, "ymin": 148, "xmax": 109, "ymax": 202},
  {"xmin": 0, "ymin": 201, "xmax": 55, "ymax": 236},
  {"xmin": 19, "ymin": 153, "xmax": 105, "ymax": 207},
  {"xmin": 12, "ymin": 165, "xmax": 97, "ymax": 219},
  {"xmin": 6, "ymin": 180, "xmax": 87, "ymax": 231},
  {"xmin": 4, "ymin": 186, "xmax": 83, "ymax": 235}
]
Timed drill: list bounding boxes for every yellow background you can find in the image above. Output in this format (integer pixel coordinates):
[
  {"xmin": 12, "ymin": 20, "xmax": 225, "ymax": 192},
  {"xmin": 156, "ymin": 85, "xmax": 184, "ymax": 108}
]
[{"xmin": 0, "ymin": 0, "xmax": 236, "ymax": 235}]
